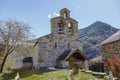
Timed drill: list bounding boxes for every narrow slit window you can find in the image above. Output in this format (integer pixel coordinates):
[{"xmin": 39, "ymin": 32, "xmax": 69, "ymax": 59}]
[
  {"xmin": 55, "ymin": 42, "xmax": 57, "ymax": 48},
  {"xmin": 68, "ymin": 44, "xmax": 70, "ymax": 49}
]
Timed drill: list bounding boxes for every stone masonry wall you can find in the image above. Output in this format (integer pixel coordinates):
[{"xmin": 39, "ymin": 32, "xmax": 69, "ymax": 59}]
[
  {"xmin": 37, "ymin": 8, "xmax": 83, "ymax": 67},
  {"xmin": 102, "ymin": 40, "xmax": 120, "ymax": 60}
]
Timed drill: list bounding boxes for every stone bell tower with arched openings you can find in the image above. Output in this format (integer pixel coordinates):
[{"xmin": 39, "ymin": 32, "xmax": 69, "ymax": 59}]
[
  {"xmin": 36, "ymin": 8, "xmax": 83, "ymax": 67},
  {"xmin": 50, "ymin": 8, "xmax": 79, "ymax": 40},
  {"xmin": 50, "ymin": 8, "xmax": 81, "ymax": 52}
]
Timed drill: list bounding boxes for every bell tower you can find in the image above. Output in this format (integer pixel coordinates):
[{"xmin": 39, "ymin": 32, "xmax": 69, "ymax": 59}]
[
  {"xmin": 60, "ymin": 8, "xmax": 70, "ymax": 19},
  {"xmin": 50, "ymin": 8, "xmax": 78, "ymax": 39}
]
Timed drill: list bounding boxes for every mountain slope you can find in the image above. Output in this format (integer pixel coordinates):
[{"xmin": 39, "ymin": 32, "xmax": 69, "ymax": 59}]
[{"xmin": 78, "ymin": 21, "xmax": 119, "ymax": 59}]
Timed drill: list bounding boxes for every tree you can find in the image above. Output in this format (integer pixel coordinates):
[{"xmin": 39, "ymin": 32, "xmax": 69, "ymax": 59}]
[
  {"xmin": 0, "ymin": 20, "xmax": 32, "ymax": 73},
  {"xmin": 105, "ymin": 45, "xmax": 120, "ymax": 78}
]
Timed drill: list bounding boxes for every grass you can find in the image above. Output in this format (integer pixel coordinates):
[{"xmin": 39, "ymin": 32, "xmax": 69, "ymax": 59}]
[{"xmin": 0, "ymin": 68, "xmax": 103, "ymax": 80}]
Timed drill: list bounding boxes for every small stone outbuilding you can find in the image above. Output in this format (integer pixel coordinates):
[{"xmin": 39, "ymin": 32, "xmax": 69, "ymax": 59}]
[
  {"xmin": 90, "ymin": 56, "xmax": 104, "ymax": 72},
  {"xmin": 56, "ymin": 49, "xmax": 89, "ymax": 70},
  {"xmin": 101, "ymin": 30, "xmax": 120, "ymax": 60},
  {"xmin": 101, "ymin": 30, "xmax": 120, "ymax": 78}
]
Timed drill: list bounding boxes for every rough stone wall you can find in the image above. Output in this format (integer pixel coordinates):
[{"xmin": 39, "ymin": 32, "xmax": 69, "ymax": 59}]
[
  {"xmin": 70, "ymin": 40, "xmax": 83, "ymax": 51},
  {"xmin": 37, "ymin": 8, "xmax": 83, "ymax": 67},
  {"xmin": 37, "ymin": 34, "xmax": 72, "ymax": 67},
  {"xmin": 102, "ymin": 40, "xmax": 120, "ymax": 60},
  {"xmin": 4, "ymin": 49, "xmax": 38, "ymax": 71}
]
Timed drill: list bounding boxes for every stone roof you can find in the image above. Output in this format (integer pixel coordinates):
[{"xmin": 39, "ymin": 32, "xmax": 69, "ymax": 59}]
[
  {"xmin": 33, "ymin": 34, "xmax": 51, "ymax": 48},
  {"xmin": 37, "ymin": 34, "xmax": 51, "ymax": 42},
  {"xmin": 101, "ymin": 30, "xmax": 120, "ymax": 45},
  {"xmin": 90, "ymin": 56, "xmax": 102, "ymax": 62},
  {"xmin": 57, "ymin": 49, "xmax": 88, "ymax": 61},
  {"xmin": 57, "ymin": 49, "xmax": 71, "ymax": 61},
  {"xmin": 60, "ymin": 8, "xmax": 70, "ymax": 12},
  {"xmin": 68, "ymin": 49, "xmax": 89, "ymax": 61}
]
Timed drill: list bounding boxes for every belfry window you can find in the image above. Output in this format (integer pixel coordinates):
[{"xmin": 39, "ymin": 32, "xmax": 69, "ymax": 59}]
[
  {"xmin": 68, "ymin": 22, "xmax": 74, "ymax": 33},
  {"xmin": 58, "ymin": 22, "xmax": 63, "ymax": 33},
  {"xmin": 63, "ymin": 11, "xmax": 67, "ymax": 19},
  {"xmin": 68, "ymin": 23, "xmax": 72, "ymax": 32},
  {"xmin": 64, "ymin": 14, "xmax": 66, "ymax": 19}
]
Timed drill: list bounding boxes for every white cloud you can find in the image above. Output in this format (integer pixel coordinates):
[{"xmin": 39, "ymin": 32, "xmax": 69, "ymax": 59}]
[
  {"xmin": 48, "ymin": 12, "xmax": 60, "ymax": 19},
  {"xmin": 48, "ymin": 14, "xmax": 52, "ymax": 19},
  {"xmin": 53, "ymin": 12, "xmax": 60, "ymax": 17}
]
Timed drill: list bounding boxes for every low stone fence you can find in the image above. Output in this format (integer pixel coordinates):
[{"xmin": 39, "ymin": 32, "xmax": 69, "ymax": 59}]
[
  {"xmin": 81, "ymin": 69, "xmax": 118, "ymax": 80},
  {"xmin": 92, "ymin": 71, "xmax": 107, "ymax": 78}
]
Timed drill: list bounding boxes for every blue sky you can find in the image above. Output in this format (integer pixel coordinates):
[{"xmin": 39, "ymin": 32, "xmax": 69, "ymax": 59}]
[{"xmin": 0, "ymin": 0, "xmax": 120, "ymax": 38}]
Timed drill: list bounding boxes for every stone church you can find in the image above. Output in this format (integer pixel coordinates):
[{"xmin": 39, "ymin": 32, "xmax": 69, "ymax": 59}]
[{"xmin": 35, "ymin": 8, "xmax": 88, "ymax": 68}]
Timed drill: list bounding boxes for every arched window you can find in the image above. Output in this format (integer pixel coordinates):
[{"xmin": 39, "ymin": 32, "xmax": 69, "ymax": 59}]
[
  {"xmin": 63, "ymin": 11, "xmax": 67, "ymax": 19},
  {"xmin": 58, "ymin": 20, "xmax": 63, "ymax": 33},
  {"xmin": 68, "ymin": 21, "xmax": 73, "ymax": 33},
  {"xmin": 68, "ymin": 22, "xmax": 72, "ymax": 32}
]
